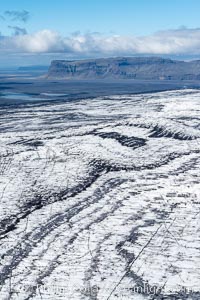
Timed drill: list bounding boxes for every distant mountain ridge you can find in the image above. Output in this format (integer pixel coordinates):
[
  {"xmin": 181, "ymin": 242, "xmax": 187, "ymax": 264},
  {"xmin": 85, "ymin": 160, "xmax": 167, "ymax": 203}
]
[
  {"xmin": 47, "ymin": 57, "xmax": 200, "ymax": 80},
  {"xmin": 18, "ymin": 65, "xmax": 49, "ymax": 72}
]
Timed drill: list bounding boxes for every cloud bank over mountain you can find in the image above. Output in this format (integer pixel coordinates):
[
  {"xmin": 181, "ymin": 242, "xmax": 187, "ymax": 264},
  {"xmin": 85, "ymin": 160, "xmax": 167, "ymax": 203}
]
[{"xmin": 0, "ymin": 27, "xmax": 200, "ymax": 58}]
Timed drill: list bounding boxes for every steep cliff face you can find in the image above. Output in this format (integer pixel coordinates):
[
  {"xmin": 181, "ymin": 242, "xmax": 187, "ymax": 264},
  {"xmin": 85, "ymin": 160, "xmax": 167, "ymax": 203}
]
[{"xmin": 47, "ymin": 57, "xmax": 200, "ymax": 80}]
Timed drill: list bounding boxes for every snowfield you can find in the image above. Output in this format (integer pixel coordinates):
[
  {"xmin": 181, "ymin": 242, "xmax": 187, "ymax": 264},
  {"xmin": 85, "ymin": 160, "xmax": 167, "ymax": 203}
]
[{"xmin": 0, "ymin": 89, "xmax": 200, "ymax": 299}]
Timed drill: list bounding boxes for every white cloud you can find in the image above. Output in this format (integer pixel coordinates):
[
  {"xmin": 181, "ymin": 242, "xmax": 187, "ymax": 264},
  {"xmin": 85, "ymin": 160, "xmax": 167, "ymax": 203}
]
[
  {"xmin": 1, "ymin": 28, "xmax": 200, "ymax": 56},
  {"xmin": 13, "ymin": 30, "xmax": 62, "ymax": 52}
]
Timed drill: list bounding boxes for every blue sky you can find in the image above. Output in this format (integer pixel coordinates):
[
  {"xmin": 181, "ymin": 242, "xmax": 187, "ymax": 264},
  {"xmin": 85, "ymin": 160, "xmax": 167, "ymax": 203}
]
[
  {"xmin": 1, "ymin": 0, "xmax": 200, "ymax": 35},
  {"xmin": 1, "ymin": 0, "xmax": 200, "ymax": 66}
]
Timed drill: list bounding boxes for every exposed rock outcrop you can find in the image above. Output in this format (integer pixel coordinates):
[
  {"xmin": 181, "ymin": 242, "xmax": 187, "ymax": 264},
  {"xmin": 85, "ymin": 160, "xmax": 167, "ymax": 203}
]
[{"xmin": 47, "ymin": 57, "xmax": 200, "ymax": 80}]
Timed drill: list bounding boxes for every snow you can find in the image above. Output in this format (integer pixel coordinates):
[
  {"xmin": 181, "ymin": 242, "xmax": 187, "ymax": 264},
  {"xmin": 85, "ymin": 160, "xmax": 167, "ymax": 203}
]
[{"xmin": 0, "ymin": 89, "xmax": 200, "ymax": 299}]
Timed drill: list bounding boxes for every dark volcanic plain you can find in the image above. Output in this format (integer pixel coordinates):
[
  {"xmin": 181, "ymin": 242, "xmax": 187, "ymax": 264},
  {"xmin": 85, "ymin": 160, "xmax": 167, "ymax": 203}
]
[{"xmin": 1, "ymin": 71, "xmax": 200, "ymax": 106}]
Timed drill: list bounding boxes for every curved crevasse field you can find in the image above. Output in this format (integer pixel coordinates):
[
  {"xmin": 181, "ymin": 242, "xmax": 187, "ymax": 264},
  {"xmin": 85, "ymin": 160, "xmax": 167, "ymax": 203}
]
[{"xmin": 0, "ymin": 89, "xmax": 200, "ymax": 299}]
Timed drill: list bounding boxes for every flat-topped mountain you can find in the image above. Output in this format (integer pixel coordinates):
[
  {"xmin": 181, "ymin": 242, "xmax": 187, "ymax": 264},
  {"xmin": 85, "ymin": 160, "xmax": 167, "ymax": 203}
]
[{"xmin": 47, "ymin": 57, "xmax": 200, "ymax": 80}]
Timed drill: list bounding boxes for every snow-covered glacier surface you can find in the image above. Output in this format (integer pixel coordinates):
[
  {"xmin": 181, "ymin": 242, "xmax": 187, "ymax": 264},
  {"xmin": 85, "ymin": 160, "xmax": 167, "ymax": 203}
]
[{"xmin": 0, "ymin": 89, "xmax": 200, "ymax": 299}]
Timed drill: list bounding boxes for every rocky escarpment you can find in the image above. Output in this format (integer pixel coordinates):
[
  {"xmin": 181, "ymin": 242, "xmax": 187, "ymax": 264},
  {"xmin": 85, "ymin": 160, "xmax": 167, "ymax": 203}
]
[{"xmin": 47, "ymin": 56, "xmax": 200, "ymax": 80}]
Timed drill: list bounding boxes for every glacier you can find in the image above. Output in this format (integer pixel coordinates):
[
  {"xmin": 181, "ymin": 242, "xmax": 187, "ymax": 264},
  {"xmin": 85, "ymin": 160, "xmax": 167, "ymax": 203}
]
[{"xmin": 0, "ymin": 89, "xmax": 200, "ymax": 299}]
